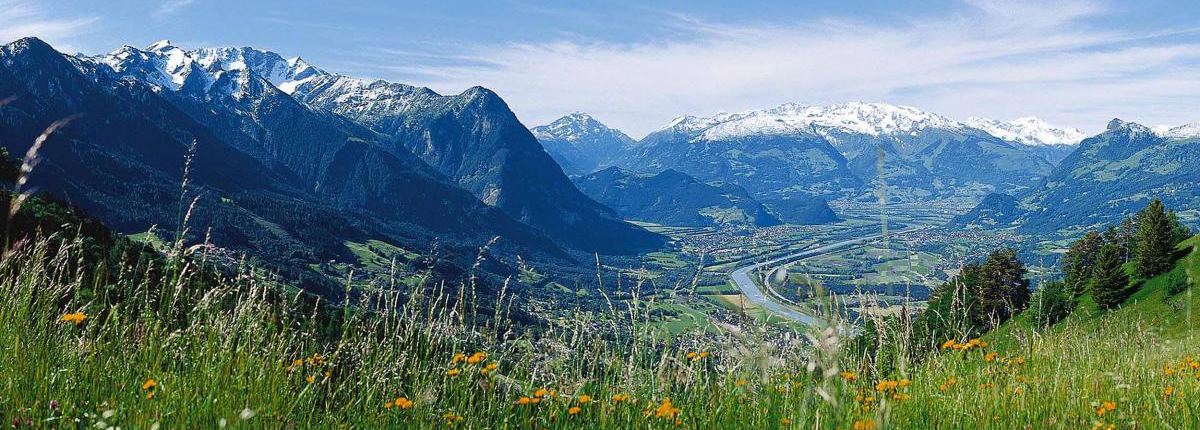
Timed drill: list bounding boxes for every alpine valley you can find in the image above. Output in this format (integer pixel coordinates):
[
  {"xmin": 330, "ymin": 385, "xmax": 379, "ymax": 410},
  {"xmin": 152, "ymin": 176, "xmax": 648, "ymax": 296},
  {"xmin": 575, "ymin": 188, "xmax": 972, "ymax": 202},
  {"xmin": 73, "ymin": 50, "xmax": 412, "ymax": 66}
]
[
  {"xmin": 1, "ymin": 37, "xmax": 1198, "ymax": 317},
  {"xmin": 3, "ymin": 8, "xmax": 1200, "ymax": 427}
]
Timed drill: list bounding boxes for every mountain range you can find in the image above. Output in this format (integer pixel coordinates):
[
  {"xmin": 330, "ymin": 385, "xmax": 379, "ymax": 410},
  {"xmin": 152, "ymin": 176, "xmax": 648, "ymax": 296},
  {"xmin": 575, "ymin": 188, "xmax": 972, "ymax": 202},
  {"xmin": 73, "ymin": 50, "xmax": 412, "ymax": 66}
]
[
  {"xmin": 532, "ymin": 103, "xmax": 1089, "ymax": 223},
  {"xmin": 0, "ymin": 37, "xmax": 679, "ymax": 300},
  {"xmin": 956, "ymin": 119, "xmax": 1200, "ymax": 234},
  {"xmin": 5, "ymin": 36, "xmax": 1199, "ymax": 298}
]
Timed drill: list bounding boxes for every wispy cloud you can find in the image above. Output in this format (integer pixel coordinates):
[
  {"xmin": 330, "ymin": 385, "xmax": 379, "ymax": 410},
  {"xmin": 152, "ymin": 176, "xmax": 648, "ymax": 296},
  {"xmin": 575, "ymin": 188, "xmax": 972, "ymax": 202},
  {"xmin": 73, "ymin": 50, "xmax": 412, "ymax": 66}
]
[
  {"xmin": 0, "ymin": 1, "xmax": 98, "ymax": 52},
  {"xmin": 361, "ymin": 0, "xmax": 1200, "ymax": 137},
  {"xmin": 152, "ymin": 0, "xmax": 195, "ymax": 19}
]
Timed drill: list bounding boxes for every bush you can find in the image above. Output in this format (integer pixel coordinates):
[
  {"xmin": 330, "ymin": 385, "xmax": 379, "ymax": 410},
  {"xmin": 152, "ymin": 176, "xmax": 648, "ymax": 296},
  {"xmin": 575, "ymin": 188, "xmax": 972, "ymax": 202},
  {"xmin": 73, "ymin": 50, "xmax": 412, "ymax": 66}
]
[{"xmin": 1166, "ymin": 268, "xmax": 1190, "ymax": 296}]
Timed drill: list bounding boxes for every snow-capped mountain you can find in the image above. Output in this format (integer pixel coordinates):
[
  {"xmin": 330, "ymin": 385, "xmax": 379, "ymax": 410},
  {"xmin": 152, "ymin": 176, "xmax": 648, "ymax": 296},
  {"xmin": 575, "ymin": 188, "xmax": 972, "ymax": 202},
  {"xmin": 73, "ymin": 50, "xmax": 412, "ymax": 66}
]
[
  {"xmin": 531, "ymin": 112, "xmax": 631, "ymax": 143},
  {"xmin": 1153, "ymin": 122, "xmax": 1200, "ymax": 140},
  {"xmin": 86, "ymin": 40, "xmax": 325, "ymax": 96},
  {"xmin": 659, "ymin": 102, "xmax": 965, "ymax": 142},
  {"xmin": 530, "ymin": 112, "xmax": 635, "ymax": 175},
  {"xmin": 964, "ymin": 116, "xmax": 1087, "ymax": 147},
  {"xmin": 68, "ymin": 39, "xmax": 662, "ymax": 255},
  {"xmin": 631, "ymin": 101, "xmax": 1057, "ymax": 206}
]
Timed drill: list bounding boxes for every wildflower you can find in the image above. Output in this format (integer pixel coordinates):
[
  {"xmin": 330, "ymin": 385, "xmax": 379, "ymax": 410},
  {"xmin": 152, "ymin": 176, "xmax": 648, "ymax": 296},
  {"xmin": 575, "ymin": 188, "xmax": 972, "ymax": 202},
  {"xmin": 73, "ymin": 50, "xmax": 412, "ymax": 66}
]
[
  {"xmin": 568, "ymin": 406, "xmax": 581, "ymax": 415},
  {"xmin": 612, "ymin": 393, "xmax": 631, "ymax": 403},
  {"xmin": 60, "ymin": 312, "xmax": 86, "ymax": 326},
  {"xmin": 142, "ymin": 378, "xmax": 158, "ymax": 399},
  {"xmin": 1164, "ymin": 365, "xmax": 1176, "ymax": 376},
  {"xmin": 480, "ymin": 362, "xmax": 499, "ymax": 375},
  {"xmin": 699, "ymin": 351, "xmax": 710, "ymax": 359},
  {"xmin": 442, "ymin": 411, "xmax": 464, "ymax": 425},
  {"xmin": 875, "ymin": 380, "xmax": 899, "ymax": 392},
  {"xmin": 393, "ymin": 397, "xmax": 413, "ymax": 410},
  {"xmin": 941, "ymin": 339, "xmax": 957, "ymax": 350},
  {"xmin": 782, "ymin": 418, "xmax": 792, "ymax": 426},
  {"xmin": 289, "ymin": 359, "xmax": 303, "ymax": 370},
  {"xmin": 517, "ymin": 397, "xmax": 532, "ymax": 405},
  {"xmin": 446, "ymin": 368, "xmax": 461, "ymax": 377},
  {"xmin": 898, "ymin": 378, "xmax": 911, "ymax": 388},
  {"xmin": 735, "ymin": 379, "xmax": 747, "ymax": 387},
  {"xmin": 1095, "ymin": 401, "xmax": 1116, "ymax": 416},
  {"xmin": 451, "ymin": 353, "xmax": 466, "ymax": 364},
  {"xmin": 1164, "ymin": 386, "xmax": 1175, "ymax": 397},
  {"xmin": 839, "ymin": 371, "xmax": 858, "ymax": 381},
  {"xmin": 534, "ymin": 388, "xmax": 549, "ymax": 398},
  {"xmin": 853, "ymin": 419, "xmax": 876, "ymax": 430},
  {"xmin": 306, "ymin": 375, "xmax": 316, "ymax": 384},
  {"xmin": 654, "ymin": 398, "xmax": 680, "ymax": 419},
  {"xmin": 467, "ymin": 352, "xmax": 486, "ymax": 365},
  {"xmin": 686, "ymin": 352, "xmax": 698, "ymax": 360},
  {"xmin": 985, "ymin": 352, "xmax": 998, "ymax": 362},
  {"xmin": 306, "ymin": 354, "xmax": 324, "ymax": 366},
  {"xmin": 939, "ymin": 377, "xmax": 957, "ymax": 392},
  {"xmin": 578, "ymin": 394, "xmax": 592, "ymax": 404}
]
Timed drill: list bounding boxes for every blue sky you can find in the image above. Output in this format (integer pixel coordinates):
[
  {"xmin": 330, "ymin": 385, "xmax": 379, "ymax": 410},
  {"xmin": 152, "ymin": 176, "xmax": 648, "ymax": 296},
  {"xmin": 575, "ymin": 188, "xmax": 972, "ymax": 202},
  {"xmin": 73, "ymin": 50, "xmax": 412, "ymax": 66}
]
[{"xmin": 3, "ymin": 0, "xmax": 1199, "ymax": 137}]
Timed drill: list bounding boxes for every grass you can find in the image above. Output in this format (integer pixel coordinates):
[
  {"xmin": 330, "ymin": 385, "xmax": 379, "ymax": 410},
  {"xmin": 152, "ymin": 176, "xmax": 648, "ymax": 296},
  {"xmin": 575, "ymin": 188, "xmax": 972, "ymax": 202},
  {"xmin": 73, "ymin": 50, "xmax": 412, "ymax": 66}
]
[{"xmin": 1, "ymin": 218, "xmax": 1198, "ymax": 428}]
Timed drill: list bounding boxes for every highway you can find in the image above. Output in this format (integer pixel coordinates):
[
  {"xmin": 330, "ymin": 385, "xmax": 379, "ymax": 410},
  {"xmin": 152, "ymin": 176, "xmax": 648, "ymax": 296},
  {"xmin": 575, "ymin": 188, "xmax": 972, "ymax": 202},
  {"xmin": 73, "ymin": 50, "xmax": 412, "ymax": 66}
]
[{"xmin": 728, "ymin": 227, "xmax": 920, "ymax": 325}]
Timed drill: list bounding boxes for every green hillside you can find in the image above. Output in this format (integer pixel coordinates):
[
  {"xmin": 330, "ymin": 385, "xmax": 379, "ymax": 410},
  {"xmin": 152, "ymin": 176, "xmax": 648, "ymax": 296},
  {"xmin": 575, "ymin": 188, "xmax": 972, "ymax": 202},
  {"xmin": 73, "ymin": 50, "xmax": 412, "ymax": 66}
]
[{"xmin": 885, "ymin": 234, "xmax": 1199, "ymax": 428}]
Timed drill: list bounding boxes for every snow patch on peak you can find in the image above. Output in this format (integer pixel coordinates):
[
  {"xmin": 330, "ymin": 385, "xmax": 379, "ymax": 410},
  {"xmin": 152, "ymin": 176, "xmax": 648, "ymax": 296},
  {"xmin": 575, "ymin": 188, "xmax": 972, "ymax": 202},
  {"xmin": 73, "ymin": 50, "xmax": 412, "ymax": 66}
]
[
  {"xmin": 146, "ymin": 39, "xmax": 175, "ymax": 52},
  {"xmin": 532, "ymin": 112, "xmax": 627, "ymax": 143},
  {"xmin": 85, "ymin": 41, "xmax": 328, "ymax": 96},
  {"xmin": 1153, "ymin": 122, "xmax": 1200, "ymax": 139},
  {"xmin": 656, "ymin": 102, "xmax": 963, "ymax": 142},
  {"xmin": 965, "ymin": 116, "xmax": 1087, "ymax": 146}
]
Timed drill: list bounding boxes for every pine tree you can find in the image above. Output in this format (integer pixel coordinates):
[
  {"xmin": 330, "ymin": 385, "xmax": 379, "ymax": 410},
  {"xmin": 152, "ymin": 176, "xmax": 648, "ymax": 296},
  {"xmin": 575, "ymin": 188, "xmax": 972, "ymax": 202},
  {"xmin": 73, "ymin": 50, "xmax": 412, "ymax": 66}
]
[
  {"xmin": 1135, "ymin": 198, "xmax": 1176, "ymax": 278},
  {"xmin": 1092, "ymin": 243, "xmax": 1131, "ymax": 309},
  {"xmin": 977, "ymin": 248, "xmax": 1030, "ymax": 325},
  {"xmin": 1062, "ymin": 231, "xmax": 1102, "ymax": 297}
]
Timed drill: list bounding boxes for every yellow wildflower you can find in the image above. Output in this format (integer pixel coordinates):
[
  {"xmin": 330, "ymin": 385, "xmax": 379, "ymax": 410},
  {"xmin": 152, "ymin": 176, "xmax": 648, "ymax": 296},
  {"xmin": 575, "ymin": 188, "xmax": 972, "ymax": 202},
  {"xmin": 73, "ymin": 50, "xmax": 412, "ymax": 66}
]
[
  {"xmin": 467, "ymin": 352, "xmax": 486, "ymax": 365},
  {"xmin": 578, "ymin": 394, "xmax": 592, "ymax": 404},
  {"xmin": 60, "ymin": 312, "xmax": 87, "ymax": 326},
  {"xmin": 654, "ymin": 398, "xmax": 680, "ymax": 419},
  {"xmin": 141, "ymin": 379, "xmax": 158, "ymax": 391},
  {"xmin": 853, "ymin": 419, "xmax": 876, "ymax": 430},
  {"xmin": 839, "ymin": 371, "xmax": 858, "ymax": 381},
  {"xmin": 568, "ymin": 406, "xmax": 581, "ymax": 415},
  {"xmin": 394, "ymin": 397, "xmax": 413, "ymax": 410},
  {"xmin": 446, "ymin": 368, "xmax": 461, "ymax": 377},
  {"xmin": 1164, "ymin": 386, "xmax": 1175, "ymax": 397}
]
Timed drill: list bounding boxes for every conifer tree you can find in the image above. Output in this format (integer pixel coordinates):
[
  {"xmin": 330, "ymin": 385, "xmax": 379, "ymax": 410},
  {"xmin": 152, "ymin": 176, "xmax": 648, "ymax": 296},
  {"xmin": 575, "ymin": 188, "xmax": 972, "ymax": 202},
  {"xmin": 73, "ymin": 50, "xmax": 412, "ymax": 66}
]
[
  {"xmin": 1092, "ymin": 243, "xmax": 1131, "ymax": 309},
  {"xmin": 1135, "ymin": 198, "xmax": 1175, "ymax": 278},
  {"xmin": 1062, "ymin": 231, "xmax": 1102, "ymax": 297}
]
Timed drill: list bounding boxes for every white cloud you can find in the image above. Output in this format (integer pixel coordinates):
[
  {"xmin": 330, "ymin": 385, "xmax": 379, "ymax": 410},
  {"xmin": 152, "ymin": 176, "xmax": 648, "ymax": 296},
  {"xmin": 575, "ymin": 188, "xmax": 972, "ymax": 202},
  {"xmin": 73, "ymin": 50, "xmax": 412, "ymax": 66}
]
[
  {"xmin": 153, "ymin": 0, "xmax": 195, "ymax": 19},
  {"xmin": 367, "ymin": 0, "xmax": 1200, "ymax": 137},
  {"xmin": 0, "ymin": 1, "xmax": 98, "ymax": 52}
]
